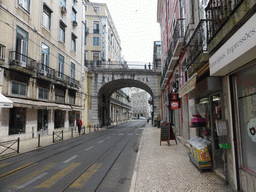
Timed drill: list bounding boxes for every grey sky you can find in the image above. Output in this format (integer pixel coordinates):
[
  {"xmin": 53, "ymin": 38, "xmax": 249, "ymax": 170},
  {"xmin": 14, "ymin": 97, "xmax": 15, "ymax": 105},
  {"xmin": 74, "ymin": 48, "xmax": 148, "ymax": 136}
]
[{"xmin": 88, "ymin": 0, "xmax": 161, "ymax": 64}]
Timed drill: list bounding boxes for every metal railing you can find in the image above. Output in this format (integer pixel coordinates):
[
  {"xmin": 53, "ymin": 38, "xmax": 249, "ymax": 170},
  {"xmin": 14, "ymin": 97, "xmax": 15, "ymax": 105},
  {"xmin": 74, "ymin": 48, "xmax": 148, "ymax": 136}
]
[
  {"xmin": 70, "ymin": 78, "xmax": 79, "ymax": 88},
  {"xmin": 0, "ymin": 138, "xmax": 20, "ymax": 157},
  {"xmin": 109, "ymin": 97, "xmax": 132, "ymax": 109},
  {"xmin": 9, "ymin": 51, "xmax": 36, "ymax": 70},
  {"xmin": 205, "ymin": 0, "xmax": 244, "ymax": 43},
  {"xmin": 56, "ymin": 71, "xmax": 70, "ymax": 85},
  {"xmin": 53, "ymin": 130, "xmax": 63, "ymax": 143},
  {"xmin": 85, "ymin": 60, "xmax": 129, "ymax": 69},
  {"xmin": 37, "ymin": 63, "xmax": 56, "ymax": 80},
  {"xmin": 186, "ymin": 20, "xmax": 208, "ymax": 68},
  {"xmin": 173, "ymin": 19, "xmax": 185, "ymax": 50}
]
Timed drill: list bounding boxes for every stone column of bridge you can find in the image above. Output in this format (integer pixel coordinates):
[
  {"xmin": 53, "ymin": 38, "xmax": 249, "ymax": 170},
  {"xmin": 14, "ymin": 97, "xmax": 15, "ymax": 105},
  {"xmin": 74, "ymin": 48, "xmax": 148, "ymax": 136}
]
[{"xmin": 88, "ymin": 68, "xmax": 161, "ymax": 127}]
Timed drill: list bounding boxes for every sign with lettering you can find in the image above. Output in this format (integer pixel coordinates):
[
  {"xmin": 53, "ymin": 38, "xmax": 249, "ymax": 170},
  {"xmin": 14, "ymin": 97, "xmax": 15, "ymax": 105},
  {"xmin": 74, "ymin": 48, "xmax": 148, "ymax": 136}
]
[
  {"xmin": 209, "ymin": 13, "xmax": 256, "ymax": 76},
  {"xmin": 178, "ymin": 73, "xmax": 197, "ymax": 98},
  {"xmin": 160, "ymin": 122, "xmax": 177, "ymax": 146},
  {"xmin": 170, "ymin": 101, "xmax": 179, "ymax": 110}
]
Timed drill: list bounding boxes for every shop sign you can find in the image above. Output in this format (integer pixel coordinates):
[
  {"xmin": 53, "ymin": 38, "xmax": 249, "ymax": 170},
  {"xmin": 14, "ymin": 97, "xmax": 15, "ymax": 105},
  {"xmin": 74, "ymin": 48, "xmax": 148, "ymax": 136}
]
[
  {"xmin": 209, "ymin": 13, "xmax": 256, "ymax": 76},
  {"xmin": 178, "ymin": 73, "xmax": 197, "ymax": 98},
  {"xmin": 170, "ymin": 101, "xmax": 179, "ymax": 110},
  {"xmin": 247, "ymin": 118, "xmax": 256, "ymax": 142}
]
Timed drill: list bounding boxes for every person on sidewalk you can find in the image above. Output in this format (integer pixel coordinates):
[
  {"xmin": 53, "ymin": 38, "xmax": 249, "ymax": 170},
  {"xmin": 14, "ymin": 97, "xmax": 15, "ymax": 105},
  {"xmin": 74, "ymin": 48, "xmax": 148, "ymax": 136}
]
[{"xmin": 76, "ymin": 118, "xmax": 82, "ymax": 135}]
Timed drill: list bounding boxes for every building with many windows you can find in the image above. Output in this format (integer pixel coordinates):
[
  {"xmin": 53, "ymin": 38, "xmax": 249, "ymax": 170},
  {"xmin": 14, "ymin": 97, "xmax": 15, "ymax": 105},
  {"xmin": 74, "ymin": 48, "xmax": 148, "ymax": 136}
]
[
  {"xmin": 83, "ymin": 2, "xmax": 122, "ymax": 67},
  {"xmin": 0, "ymin": 0, "xmax": 89, "ymax": 140}
]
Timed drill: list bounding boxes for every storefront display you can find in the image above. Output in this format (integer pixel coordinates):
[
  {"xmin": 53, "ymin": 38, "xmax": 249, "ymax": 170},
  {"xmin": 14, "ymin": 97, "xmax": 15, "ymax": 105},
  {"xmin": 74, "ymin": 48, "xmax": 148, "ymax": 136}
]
[
  {"xmin": 9, "ymin": 107, "xmax": 26, "ymax": 135},
  {"xmin": 235, "ymin": 65, "xmax": 256, "ymax": 174}
]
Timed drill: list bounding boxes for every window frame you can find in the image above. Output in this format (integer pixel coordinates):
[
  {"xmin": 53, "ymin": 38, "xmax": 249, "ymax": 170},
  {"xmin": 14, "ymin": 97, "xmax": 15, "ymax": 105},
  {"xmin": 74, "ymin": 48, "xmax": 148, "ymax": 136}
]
[
  {"xmin": 42, "ymin": 4, "xmax": 52, "ymax": 31},
  {"xmin": 93, "ymin": 37, "xmax": 100, "ymax": 46},
  {"xmin": 72, "ymin": 7, "xmax": 77, "ymax": 22},
  {"xmin": 58, "ymin": 54, "xmax": 64, "ymax": 78},
  {"xmin": 59, "ymin": 20, "xmax": 67, "ymax": 43},
  {"xmin": 38, "ymin": 87, "xmax": 49, "ymax": 100},
  {"xmin": 18, "ymin": 0, "xmax": 30, "ymax": 12},
  {"xmin": 71, "ymin": 33, "xmax": 77, "ymax": 52},
  {"xmin": 11, "ymin": 81, "xmax": 27, "ymax": 96},
  {"xmin": 93, "ymin": 21, "xmax": 100, "ymax": 34},
  {"xmin": 60, "ymin": 0, "xmax": 66, "ymax": 7}
]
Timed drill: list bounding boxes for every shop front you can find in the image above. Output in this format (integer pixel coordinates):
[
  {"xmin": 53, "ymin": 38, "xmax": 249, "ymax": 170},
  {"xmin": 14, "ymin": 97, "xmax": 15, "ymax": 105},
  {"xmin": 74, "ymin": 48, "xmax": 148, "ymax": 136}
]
[{"xmin": 209, "ymin": 12, "xmax": 256, "ymax": 191}]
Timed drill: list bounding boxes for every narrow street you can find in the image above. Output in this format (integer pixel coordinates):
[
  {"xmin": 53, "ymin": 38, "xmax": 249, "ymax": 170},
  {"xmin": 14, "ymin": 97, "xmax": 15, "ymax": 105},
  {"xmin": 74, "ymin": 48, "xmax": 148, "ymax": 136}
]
[{"xmin": 0, "ymin": 120, "xmax": 145, "ymax": 192}]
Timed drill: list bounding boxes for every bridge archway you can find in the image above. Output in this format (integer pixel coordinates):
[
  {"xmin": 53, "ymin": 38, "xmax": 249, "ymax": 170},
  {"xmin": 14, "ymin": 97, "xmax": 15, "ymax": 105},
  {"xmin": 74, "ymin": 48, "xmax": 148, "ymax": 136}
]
[
  {"xmin": 98, "ymin": 79, "xmax": 154, "ymax": 126},
  {"xmin": 88, "ymin": 68, "xmax": 160, "ymax": 127}
]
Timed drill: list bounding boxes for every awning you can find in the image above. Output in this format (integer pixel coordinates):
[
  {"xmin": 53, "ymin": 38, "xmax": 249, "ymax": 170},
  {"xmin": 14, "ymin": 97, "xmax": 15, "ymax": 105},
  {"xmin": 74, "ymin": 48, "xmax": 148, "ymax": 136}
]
[
  {"xmin": 7, "ymin": 97, "xmax": 59, "ymax": 109},
  {"xmin": 0, "ymin": 93, "xmax": 13, "ymax": 108},
  {"xmin": 178, "ymin": 73, "xmax": 197, "ymax": 98},
  {"xmin": 70, "ymin": 106, "xmax": 84, "ymax": 111},
  {"xmin": 58, "ymin": 104, "xmax": 71, "ymax": 110}
]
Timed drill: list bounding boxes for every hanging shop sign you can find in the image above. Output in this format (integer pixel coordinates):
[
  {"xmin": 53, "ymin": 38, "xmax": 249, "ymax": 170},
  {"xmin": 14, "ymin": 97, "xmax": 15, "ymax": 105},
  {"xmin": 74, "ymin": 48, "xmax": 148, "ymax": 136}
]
[
  {"xmin": 178, "ymin": 73, "xmax": 197, "ymax": 98},
  {"xmin": 209, "ymin": 13, "xmax": 256, "ymax": 76},
  {"xmin": 170, "ymin": 101, "xmax": 179, "ymax": 110}
]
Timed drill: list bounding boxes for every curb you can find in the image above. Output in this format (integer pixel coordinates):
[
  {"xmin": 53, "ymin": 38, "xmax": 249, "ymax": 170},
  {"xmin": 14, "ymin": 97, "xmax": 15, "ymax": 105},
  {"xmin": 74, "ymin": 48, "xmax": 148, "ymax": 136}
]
[{"xmin": 129, "ymin": 125, "xmax": 146, "ymax": 192}]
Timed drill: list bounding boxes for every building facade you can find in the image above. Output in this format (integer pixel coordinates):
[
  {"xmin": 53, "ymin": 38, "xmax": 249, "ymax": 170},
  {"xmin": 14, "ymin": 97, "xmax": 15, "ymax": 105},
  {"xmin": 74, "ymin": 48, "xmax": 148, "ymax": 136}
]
[
  {"xmin": 0, "ymin": 0, "xmax": 88, "ymax": 141},
  {"xmin": 158, "ymin": 0, "xmax": 256, "ymax": 191}
]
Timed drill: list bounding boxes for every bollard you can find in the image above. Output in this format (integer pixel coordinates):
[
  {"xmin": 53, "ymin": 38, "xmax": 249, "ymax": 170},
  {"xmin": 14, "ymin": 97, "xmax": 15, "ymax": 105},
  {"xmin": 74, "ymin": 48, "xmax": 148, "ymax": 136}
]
[
  {"xmin": 97, "ymin": 124, "xmax": 99, "ymax": 131},
  {"xmin": 94, "ymin": 125, "xmax": 96, "ymax": 132},
  {"xmin": 83, "ymin": 126, "xmax": 85, "ymax": 134},
  {"xmin": 38, "ymin": 134, "xmax": 41, "ymax": 147},
  {"xmin": 71, "ymin": 128, "xmax": 73, "ymax": 138},
  {"xmin": 17, "ymin": 137, "xmax": 20, "ymax": 153},
  {"xmin": 62, "ymin": 130, "xmax": 63, "ymax": 140},
  {"xmin": 53, "ymin": 131, "xmax": 54, "ymax": 143}
]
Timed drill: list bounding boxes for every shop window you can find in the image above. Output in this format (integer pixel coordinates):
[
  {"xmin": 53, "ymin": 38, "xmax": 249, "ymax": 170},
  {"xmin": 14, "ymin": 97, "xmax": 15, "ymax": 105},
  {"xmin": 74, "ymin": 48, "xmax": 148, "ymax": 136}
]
[
  {"xmin": 235, "ymin": 66, "xmax": 256, "ymax": 173},
  {"xmin": 55, "ymin": 87, "xmax": 65, "ymax": 103},
  {"xmin": 38, "ymin": 109, "xmax": 48, "ymax": 131},
  {"xmin": 54, "ymin": 110, "xmax": 65, "ymax": 128},
  {"xmin": 69, "ymin": 111, "xmax": 75, "ymax": 126},
  {"xmin": 9, "ymin": 107, "xmax": 26, "ymax": 135},
  {"xmin": 11, "ymin": 81, "xmax": 27, "ymax": 96}
]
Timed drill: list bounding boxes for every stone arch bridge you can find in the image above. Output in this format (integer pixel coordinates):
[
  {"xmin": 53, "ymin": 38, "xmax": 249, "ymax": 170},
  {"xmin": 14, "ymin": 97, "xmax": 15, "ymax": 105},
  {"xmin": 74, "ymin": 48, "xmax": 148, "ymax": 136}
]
[{"xmin": 87, "ymin": 66, "xmax": 161, "ymax": 126}]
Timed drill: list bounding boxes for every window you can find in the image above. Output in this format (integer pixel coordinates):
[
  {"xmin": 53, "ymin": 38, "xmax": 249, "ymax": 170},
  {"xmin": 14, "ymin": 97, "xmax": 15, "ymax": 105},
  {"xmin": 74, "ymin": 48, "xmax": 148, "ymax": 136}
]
[
  {"xmin": 71, "ymin": 62, "xmax": 75, "ymax": 80},
  {"xmin": 93, "ymin": 6, "xmax": 100, "ymax": 13},
  {"xmin": 55, "ymin": 88, "xmax": 65, "ymax": 103},
  {"xmin": 84, "ymin": 52, "xmax": 87, "ymax": 66},
  {"xmin": 58, "ymin": 54, "xmax": 64, "ymax": 79},
  {"xmin": 93, "ymin": 37, "xmax": 100, "ymax": 46},
  {"xmin": 16, "ymin": 26, "xmax": 28, "ymax": 67},
  {"xmin": 41, "ymin": 43, "xmax": 49, "ymax": 73},
  {"xmin": 71, "ymin": 33, "xmax": 77, "ymax": 52},
  {"xmin": 12, "ymin": 81, "xmax": 27, "ymax": 96},
  {"xmin": 84, "ymin": 36, "xmax": 87, "ymax": 45},
  {"xmin": 72, "ymin": 7, "xmax": 77, "ymax": 21},
  {"xmin": 69, "ymin": 90, "xmax": 75, "ymax": 105},
  {"xmin": 0, "ymin": 44, "xmax": 5, "ymax": 61},
  {"xmin": 38, "ymin": 87, "xmax": 49, "ymax": 100},
  {"xmin": 59, "ymin": 20, "xmax": 67, "ymax": 43},
  {"xmin": 60, "ymin": 0, "xmax": 66, "ymax": 7},
  {"xmin": 18, "ymin": 0, "xmax": 30, "ymax": 12},
  {"xmin": 42, "ymin": 4, "xmax": 52, "ymax": 30},
  {"xmin": 85, "ymin": 5, "xmax": 88, "ymax": 12},
  {"xmin": 93, "ymin": 21, "xmax": 99, "ymax": 33}
]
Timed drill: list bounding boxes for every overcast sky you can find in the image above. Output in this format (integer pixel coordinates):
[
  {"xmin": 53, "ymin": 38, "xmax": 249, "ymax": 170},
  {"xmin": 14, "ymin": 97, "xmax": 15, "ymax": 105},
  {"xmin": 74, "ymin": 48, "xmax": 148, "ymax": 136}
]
[{"xmin": 88, "ymin": 0, "xmax": 161, "ymax": 65}]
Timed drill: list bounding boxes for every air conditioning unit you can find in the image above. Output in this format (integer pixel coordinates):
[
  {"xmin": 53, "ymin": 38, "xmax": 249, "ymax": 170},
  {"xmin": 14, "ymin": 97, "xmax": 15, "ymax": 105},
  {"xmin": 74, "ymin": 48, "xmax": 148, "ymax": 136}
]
[
  {"xmin": 61, "ymin": 6, "xmax": 67, "ymax": 14},
  {"xmin": 73, "ymin": 21, "xmax": 78, "ymax": 27}
]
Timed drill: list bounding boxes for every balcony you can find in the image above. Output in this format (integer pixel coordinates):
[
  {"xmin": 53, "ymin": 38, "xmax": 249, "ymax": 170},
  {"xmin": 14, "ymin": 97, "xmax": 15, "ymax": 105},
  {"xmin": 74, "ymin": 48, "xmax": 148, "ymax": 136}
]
[
  {"xmin": 172, "ymin": 19, "xmax": 185, "ymax": 57},
  {"xmin": 56, "ymin": 71, "xmax": 70, "ymax": 85},
  {"xmin": 109, "ymin": 97, "xmax": 132, "ymax": 109},
  {"xmin": 36, "ymin": 63, "xmax": 56, "ymax": 81},
  {"xmin": 185, "ymin": 20, "xmax": 208, "ymax": 74},
  {"xmin": 70, "ymin": 78, "xmax": 79, "ymax": 89},
  {"xmin": 9, "ymin": 51, "xmax": 36, "ymax": 75},
  {"xmin": 205, "ymin": 0, "xmax": 244, "ymax": 43},
  {"xmin": 85, "ymin": 60, "xmax": 129, "ymax": 69},
  {"xmin": 93, "ymin": 29, "xmax": 99, "ymax": 34}
]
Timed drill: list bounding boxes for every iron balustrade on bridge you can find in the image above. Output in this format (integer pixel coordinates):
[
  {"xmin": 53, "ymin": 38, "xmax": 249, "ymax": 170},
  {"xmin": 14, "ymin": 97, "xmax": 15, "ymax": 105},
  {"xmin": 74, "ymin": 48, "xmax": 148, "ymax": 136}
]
[
  {"xmin": 9, "ymin": 51, "xmax": 36, "ymax": 70},
  {"xmin": 0, "ymin": 138, "xmax": 20, "ymax": 157}
]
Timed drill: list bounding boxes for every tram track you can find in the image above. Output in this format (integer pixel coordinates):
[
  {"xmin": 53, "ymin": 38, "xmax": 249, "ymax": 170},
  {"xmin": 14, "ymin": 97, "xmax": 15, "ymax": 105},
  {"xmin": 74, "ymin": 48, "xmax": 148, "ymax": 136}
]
[{"xmin": 0, "ymin": 122, "xmax": 135, "ymax": 180}]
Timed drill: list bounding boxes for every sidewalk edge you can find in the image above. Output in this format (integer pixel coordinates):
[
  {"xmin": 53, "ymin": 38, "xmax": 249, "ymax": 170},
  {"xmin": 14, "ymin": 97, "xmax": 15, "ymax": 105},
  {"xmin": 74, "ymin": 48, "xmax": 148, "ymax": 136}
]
[{"xmin": 129, "ymin": 128, "xmax": 145, "ymax": 192}]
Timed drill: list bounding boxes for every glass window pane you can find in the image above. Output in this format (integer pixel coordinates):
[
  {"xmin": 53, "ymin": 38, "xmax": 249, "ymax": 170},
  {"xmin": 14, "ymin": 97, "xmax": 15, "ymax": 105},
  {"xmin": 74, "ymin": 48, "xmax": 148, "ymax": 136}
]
[
  {"xmin": 20, "ymin": 84, "xmax": 26, "ymax": 95},
  {"xmin": 12, "ymin": 82, "xmax": 19, "ymax": 95}
]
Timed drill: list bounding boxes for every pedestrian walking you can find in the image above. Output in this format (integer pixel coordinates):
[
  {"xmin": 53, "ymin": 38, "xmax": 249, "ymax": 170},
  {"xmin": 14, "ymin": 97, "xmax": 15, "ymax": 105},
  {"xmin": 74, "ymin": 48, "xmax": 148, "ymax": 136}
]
[{"xmin": 76, "ymin": 118, "xmax": 82, "ymax": 135}]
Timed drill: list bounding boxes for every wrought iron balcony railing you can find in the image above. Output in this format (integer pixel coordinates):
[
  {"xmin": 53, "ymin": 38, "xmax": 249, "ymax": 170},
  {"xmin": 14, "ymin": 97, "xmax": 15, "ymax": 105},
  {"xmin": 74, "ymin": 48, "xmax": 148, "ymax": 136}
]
[
  {"xmin": 109, "ymin": 97, "xmax": 132, "ymax": 109},
  {"xmin": 9, "ymin": 51, "xmax": 36, "ymax": 70},
  {"xmin": 173, "ymin": 19, "xmax": 185, "ymax": 50},
  {"xmin": 56, "ymin": 71, "xmax": 70, "ymax": 85},
  {"xmin": 206, "ymin": 0, "xmax": 244, "ymax": 43},
  {"xmin": 70, "ymin": 78, "xmax": 79, "ymax": 88},
  {"xmin": 186, "ymin": 20, "xmax": 208, "ymax": 68},
  {"xmin": 37, "ymin": 63, "xmax": 56, "ymax": 80}
]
